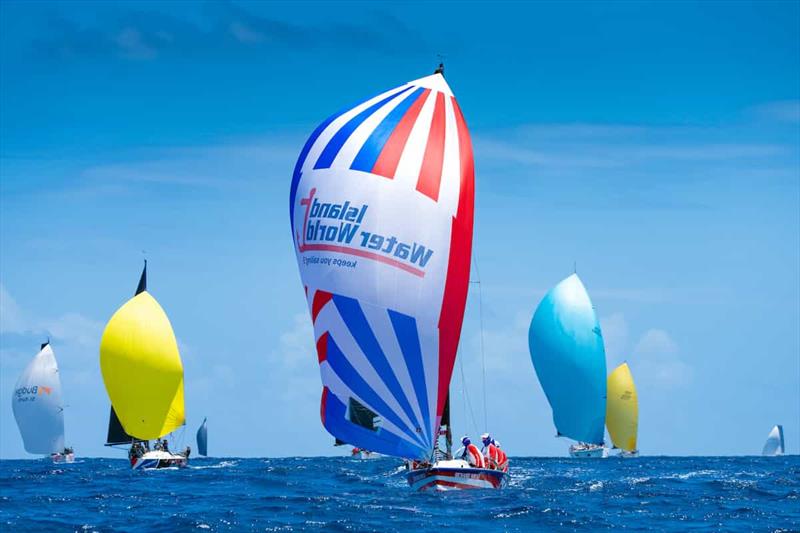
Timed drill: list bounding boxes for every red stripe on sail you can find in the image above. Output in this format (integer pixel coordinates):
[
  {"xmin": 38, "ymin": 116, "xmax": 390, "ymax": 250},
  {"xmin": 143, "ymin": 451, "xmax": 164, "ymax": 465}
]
[
  {"xmin": 312, "ymin": 290, "xmax": 333, "ymax": 323},
  {"xmin": 316, "ymin": 332, "xmax": 329, "ymax": 364},
  {"xmin": 372, "ymin": 89, "xmax": 431, "ymax": 179},
  {"xmin": 320, "ymin": 387, "xmax": 329, "ymax": 424},
  {"xmin": 435, "ymin": 97, "xmax": 475, "ymax": 425},
  {"xmin": 416, "ymin": 92, "xmax": 446, "ymax": 201}
]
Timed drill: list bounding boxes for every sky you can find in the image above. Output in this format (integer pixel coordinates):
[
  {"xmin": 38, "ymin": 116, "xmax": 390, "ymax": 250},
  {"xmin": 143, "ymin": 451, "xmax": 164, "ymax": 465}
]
[{"xmin": 1, "ymin": 0, "xmax": 798, "ymax": 459}]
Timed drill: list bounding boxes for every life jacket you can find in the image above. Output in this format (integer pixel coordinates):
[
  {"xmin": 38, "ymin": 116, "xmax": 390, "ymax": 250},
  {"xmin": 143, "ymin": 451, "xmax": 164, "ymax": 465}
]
[
  {"xmin": 464, "ymin": 443, "xmax": 484, "ymax": 468},
  {"xmin": 496, "ymin": 447, "xmax": 509, "ymax": 472},
  {"xmin": 484, "ymin": 443, "xmax": 501, "ymax": 469}
]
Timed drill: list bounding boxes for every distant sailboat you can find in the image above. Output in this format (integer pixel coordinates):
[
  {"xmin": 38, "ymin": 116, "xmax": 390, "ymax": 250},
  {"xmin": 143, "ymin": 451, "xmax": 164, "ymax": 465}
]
[
  {"xmin": 99, "ymin": 261, "xmax": 189, "ymax": 469},
  {"xmin": 762, "ymin": 425, "xmax": 785, "ymax": 456},
  {"xmin": 290, "ymin": 66, "xmax": 504, "ymax": 489},
  {"xmin": 12, "ymin": 342, "xmax": 74, "ymax": 462},
  {"xmin": 528, "ymin": 274, "xmax": 608, "ymax": 458},
  {"xmin": 606, "ymin": 362, "xmax": 639, "ymax": 457},
  {"xmin": 197, "ymin": 418, "xmax": 208, "ymax": 457}
]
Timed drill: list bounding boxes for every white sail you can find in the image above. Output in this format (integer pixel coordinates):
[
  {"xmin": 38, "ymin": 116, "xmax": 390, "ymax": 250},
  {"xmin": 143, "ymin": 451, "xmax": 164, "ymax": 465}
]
[
  {"xmin": 11, "ymin": 343, "xmax": 65, "ymax": 454},
  {"xmin": 762, "ymin": 425, "xmax": 785, "ymax": 456}
]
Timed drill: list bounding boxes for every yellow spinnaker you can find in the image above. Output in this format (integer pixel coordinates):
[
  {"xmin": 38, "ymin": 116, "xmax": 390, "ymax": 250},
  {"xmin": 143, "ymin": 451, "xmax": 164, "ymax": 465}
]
[
  {"xmin": 100, "ymin": 291, "xmax": 185, "ymax": 440},
  {"xmin": 606, "ymin": 362, "xmax": 638, "ymax": 452}
]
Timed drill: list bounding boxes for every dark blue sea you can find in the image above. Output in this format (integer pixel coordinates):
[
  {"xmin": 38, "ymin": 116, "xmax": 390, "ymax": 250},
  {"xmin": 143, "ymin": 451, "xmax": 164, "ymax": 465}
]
[{"xmin": 1, "ymin": 456, "xmax": 798, "ymax": 531}]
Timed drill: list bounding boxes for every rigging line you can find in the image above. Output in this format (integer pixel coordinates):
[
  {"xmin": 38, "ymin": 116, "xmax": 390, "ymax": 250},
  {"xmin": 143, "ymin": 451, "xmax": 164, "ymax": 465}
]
[
  {"xmin": 470, "ymin": 254, "xmax": 488, "ymax": 433},
  {"xmin": 458, "ymin": 346, "xmax": 479, "ymax": 436}
]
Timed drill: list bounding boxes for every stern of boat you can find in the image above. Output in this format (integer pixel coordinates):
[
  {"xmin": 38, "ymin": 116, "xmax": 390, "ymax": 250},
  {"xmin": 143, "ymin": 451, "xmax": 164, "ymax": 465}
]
[{"xmin": 406, "ymin": 459, "xmax": 507, "ymax": 491}]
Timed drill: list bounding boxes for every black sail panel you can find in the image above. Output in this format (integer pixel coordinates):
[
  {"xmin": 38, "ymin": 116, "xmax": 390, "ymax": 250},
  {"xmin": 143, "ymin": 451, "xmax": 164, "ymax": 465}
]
[
  {"xmin": 135, "ymin": 260, "xmax": 147, "ymax": 295},
  {"xmin": 348, "ymin": 398, "xmax": 377, "ymax": 430},
  {"xmin": 105, "ymin": 406, "xmax": 134, "ymax": 446}
]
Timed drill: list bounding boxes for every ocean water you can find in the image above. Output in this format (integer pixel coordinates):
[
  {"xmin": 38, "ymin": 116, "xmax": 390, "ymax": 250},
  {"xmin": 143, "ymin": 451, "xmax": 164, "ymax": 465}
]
[{"xmin": 1, "ymin": 456, "xmax": 798, "ymax": 531}]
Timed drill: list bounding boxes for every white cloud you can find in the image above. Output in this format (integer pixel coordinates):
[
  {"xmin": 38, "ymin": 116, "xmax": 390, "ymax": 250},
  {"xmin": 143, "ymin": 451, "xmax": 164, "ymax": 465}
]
[
  {"xmin": 749, "ymin": 100, "xmax": 800, "ymax": 123},
  {"xmin": 0, "ymin": 283, "xmax": 102, "ymax": 353},
  {"xmin": 633, "ymin": 328, "xmax": 693, "ymax": 388},
  {"xmin": 600, "ymin": 312, "xmax": 629, "ymax": 369},
  {"xmin": 0, "ymin": 283, "xmax": 25, "ymax": 334}
]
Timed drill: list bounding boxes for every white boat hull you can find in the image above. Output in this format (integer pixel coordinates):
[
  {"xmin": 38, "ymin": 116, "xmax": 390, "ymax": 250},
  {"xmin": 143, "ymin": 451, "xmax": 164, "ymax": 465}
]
[
  {"xmin": 51, "ymin": 452, "xmax": 75, "ymax": 463},
  {"xmin": 352, "ymin": 450, "xmax": 381, "ymax": 460},
  {"xmin": 131, "ymin": 450, "xmax": 188, "ymax": 470},
  {"xmin": 406, "ymin": 459, "xmax": 508, "ymax": 491},
  {"xmin": 569, "ymin": 444, "xmax": 608, "ymax": 458},
  {"xmin": 618, "ymin": 449, "xmax": 639, "ymax": 458}
]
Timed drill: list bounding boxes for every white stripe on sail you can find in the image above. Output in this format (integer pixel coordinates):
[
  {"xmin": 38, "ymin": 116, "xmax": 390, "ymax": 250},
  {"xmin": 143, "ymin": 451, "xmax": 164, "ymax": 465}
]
[
  {"xmin": 393, "ymin": 88, "xmax": 437, "ymax": 191},
  {"xmin": 416, "ymin": 323, "xmax": 440, "ymax": 437},
  {"xmin": 361, "ymin": 304, "xmax": 430, "ymax": 449},
  {"xmin": 436, "ymin": 96, "xmax": 461, "ymax": 217}
]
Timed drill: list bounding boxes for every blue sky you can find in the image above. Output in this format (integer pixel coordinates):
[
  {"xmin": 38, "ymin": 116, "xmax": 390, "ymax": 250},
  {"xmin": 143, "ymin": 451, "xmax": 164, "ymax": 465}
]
[{"xmin": 1, "ymin": 1, "xmax": 798, "ymax": 458}]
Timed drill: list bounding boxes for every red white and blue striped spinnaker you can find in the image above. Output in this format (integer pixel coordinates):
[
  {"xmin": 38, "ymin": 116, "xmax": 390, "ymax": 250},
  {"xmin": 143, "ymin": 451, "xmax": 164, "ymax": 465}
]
[{"xmin": 290, "ymin": 73, "xmax": 474, "ymax": 460}]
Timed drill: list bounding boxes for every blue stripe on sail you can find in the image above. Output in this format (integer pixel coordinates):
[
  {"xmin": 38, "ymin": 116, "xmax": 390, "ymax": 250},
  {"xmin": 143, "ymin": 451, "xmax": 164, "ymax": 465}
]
[
  {"xmin": 322, "ymin": 389, "xmax": 426, "ymax": 459},
  {"xmin": 324, "ymin": 332, "xmax": 425, "ymax": 447},
  {"xmin": 289, "ymin": 84, "xmax": 405, "ymax": 233},
  {"xmin": 333, "ymin": 295, "xmax": 425, "ymax": 441},
  {"xmin": 388, "ymin": 310, "xmax": 431, "ymax": 447},
  {"xmin": 350, "ymin": 87, "xmax": 425, "ymax": 173},
  {"xmin": 313, "ymin": 86, "xmax": 413, "ymax": 170},
  {"xmin": 289, "ymin": 113, "xmax": 342, "ymax": 234}
]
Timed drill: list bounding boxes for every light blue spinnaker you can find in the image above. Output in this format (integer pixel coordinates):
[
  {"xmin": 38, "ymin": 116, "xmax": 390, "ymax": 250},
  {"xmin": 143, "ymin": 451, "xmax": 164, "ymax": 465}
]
[
  {"xmin": 528, "ymin": 274, "xmax": 607, "ymax": 445},
  {"xmin": 196, "ymin": 417, "xmax": 208, "ymax": 457}
]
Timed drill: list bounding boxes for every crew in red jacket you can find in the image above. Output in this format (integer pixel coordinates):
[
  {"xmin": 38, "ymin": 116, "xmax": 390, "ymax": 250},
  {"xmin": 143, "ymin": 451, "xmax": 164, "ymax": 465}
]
[
  {"xmin": 459, "ymin": 436, "xmax": 485, "ymax": 468},
  {"xmin": 481, "ymin": 433, "xmax": 509, "ymax": 472}
]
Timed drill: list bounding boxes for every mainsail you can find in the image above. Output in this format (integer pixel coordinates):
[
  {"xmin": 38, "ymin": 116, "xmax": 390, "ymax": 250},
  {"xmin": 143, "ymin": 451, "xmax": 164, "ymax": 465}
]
[
  {"xmin": 100, "ymin": 262, "xmax": 185, "ymax": 441},
  {"xmin": 762, "ymin": 425, "xmax": 785, "ymax": 456},
  {"xmin": 291, "ymin": 71, "xmax": 474, "ymax": 460},
  {"xmin": 197, "ymin": 418, "xmax": 208, "ymax": 456},
  {"xmin": 528, "ymin": 274, "xmax": 607, "ymax": 444},
  {"xmin": 11, "ymin": 342, "xmax": 65, "ymax": 454},
  {"xmin": 606, "ymin": 362, "xmax": 638, "ymax": 452}
]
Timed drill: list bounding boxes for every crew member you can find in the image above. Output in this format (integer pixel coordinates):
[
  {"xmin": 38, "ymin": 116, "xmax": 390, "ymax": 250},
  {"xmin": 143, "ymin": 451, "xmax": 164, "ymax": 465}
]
[
  {"xmin": 481, "ymin": 433, "xmax": 501, "ymax": 470},
  {"xmin": 458, "ymin": 436, "xmax": 484, "ymax": 468}
]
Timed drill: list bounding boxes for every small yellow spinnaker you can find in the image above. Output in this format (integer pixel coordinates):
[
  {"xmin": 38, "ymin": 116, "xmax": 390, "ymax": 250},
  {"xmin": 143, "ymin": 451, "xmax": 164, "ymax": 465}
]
[
  {"xmin": 606, "ymin": 362, "xmax": 638, "ymax": 452},
  {"xmin": 100, "ymin": 262, "xmax": 185, "ymax": 441}
]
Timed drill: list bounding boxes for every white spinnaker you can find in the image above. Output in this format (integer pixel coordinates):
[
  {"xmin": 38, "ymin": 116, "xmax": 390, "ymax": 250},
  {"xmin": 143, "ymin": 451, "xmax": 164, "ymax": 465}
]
[
  {"xmin": 762, "ymin": 425, "xmax": 784, "ymax": 456},
  {"xmin": 11, "ymin": 344, "xmax": 65, "ymax": 454}
]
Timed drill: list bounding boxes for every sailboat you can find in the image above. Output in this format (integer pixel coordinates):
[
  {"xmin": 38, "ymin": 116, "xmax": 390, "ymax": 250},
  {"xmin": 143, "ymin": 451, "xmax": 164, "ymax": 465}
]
[
  {"xmin": 99, "ymin": 261, "xmax": 189, "ymax": 469},
  {"xmin": 197, "ymin": 418, "xmax": 208, "ymax": 457},
  {"xmin": 12, "ymin": 342, "xmax": 74, "ymax": 463},
  {"xmin": 528, "ymin": 274, "xmax": 608, "ymax": 458},
  {"xmin": 606, "ymin": 362, "xmax": 639, "ymax": 457},
  {"xmin": 762, "ymin": 425, "xmax": 785, "ymax": 456},
  {"xmin": 290, "ymin": 65, "xmax": 505, "ymax": 489}
]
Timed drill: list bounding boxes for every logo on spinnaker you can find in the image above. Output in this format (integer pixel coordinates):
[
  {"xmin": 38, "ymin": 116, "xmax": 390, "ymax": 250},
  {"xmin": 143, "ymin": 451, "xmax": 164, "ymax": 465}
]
[{"xmin": 296, "ymin": 188, "xmax": 434, "ymax": 277}]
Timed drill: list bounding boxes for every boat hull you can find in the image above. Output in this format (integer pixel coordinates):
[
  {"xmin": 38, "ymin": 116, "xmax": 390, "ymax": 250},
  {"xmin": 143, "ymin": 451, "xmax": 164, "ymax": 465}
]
[
  {"xmin": 51, "ymin": 453, "xmax": 75, "ymax": 464},
  {"xmin": 132, "ymin": 451, "xmax": 188, "ymax": 470},
  {"xmin": 618, "ymin": 450, "xmax": 639, "ymax": 458},
  {"xmin": 352, "ymin": 450, "xmax": 382, "ymax": 460},
  {"xmin": 569, "ymin": 444, "xmax": 608, "ymax": 458},
  {"xmin": 407, "ymin": 460, "xmax": 507, "ymax": 491}
]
